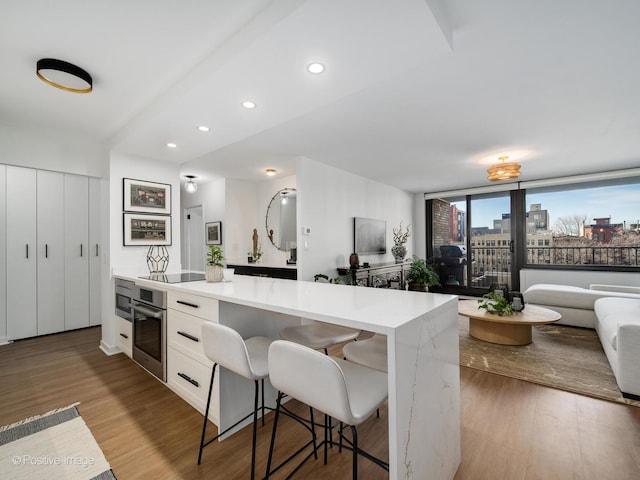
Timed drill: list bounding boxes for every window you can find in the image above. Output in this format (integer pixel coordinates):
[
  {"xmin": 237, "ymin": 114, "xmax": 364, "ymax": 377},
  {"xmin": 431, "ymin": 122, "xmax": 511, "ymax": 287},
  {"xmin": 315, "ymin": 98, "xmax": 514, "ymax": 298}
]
[{"xmin": 525, "ymin": 180, "xmax": 640, "ymax": 268}]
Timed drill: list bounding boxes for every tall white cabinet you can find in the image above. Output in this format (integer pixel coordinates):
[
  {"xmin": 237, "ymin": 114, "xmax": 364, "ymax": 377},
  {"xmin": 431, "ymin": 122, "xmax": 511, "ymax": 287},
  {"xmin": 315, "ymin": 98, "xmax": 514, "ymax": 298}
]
[
  {"xmin": 37, "ymin": 171, "xmax": 65, "ymax": 335},
  {"xmin": 64, "ymin": 174, "xmax": 90, "ymax": 331},
  {"xmin": 6, "ymin": 166, "xmax": 38, "ymax": 340},
  {"xmin": 2, "ymin": 165, "xmax": 102, "ymax": 341}
]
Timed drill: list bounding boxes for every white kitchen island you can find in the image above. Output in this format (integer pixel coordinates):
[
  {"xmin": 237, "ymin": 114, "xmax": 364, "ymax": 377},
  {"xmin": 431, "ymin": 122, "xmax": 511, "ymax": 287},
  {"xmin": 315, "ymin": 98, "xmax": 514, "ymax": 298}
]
[{"xmin": 118, "ymin": 273, "xmax": 460, "ymax": 480}]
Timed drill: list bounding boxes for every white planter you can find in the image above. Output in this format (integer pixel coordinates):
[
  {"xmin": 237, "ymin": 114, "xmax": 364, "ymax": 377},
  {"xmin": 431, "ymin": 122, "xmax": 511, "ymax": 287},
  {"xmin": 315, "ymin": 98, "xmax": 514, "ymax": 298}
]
[{"xmin": 205, "ymin": 265, "xmax": 224, "ymax": 282}]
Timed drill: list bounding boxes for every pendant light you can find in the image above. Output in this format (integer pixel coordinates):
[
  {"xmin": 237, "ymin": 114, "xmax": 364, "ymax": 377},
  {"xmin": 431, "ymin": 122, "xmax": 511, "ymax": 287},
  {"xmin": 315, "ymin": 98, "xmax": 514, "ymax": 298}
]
[
  {"xmin": 487, "ymin": 156, "xmax": 521, "ymax": 181},
  {"xmin": 184, "ymin": 175, "xmax": 198, "ymax": 193}
]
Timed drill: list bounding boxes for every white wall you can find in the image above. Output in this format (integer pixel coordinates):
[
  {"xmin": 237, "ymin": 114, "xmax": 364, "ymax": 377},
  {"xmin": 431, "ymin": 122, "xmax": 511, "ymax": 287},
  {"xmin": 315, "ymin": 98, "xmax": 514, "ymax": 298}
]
[
  {"xmin": 520, "ymin": 269, "xmax": 640, "ymax": 291},
  {"xmin": 0, "ymin": 166, "xmax": 6, "ymax": 344},
  {"xmin": 413, "ymin": 192, "xmax": 427, "ymax": 259},
  {"xmin": 296, "ymin": 157, "xmax": 414, "ymax": 281},
  {"xmin": 0, "ymin": 122, "xmax": 107, "ymax": 178},
  {"xmin": 109, "ymin": 153, "xmax": 182, "ymax": 275}
]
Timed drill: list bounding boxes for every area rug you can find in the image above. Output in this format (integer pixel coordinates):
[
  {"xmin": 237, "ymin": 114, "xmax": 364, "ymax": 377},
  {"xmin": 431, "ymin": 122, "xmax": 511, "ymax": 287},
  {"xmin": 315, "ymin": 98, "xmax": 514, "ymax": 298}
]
[
  {"xmin": 0, "ymin": 403, "xmax": 116, "ymax": 479},
  {"xmin": 459, "ymin": 317, "xmax": 640, "ymax": 408}
]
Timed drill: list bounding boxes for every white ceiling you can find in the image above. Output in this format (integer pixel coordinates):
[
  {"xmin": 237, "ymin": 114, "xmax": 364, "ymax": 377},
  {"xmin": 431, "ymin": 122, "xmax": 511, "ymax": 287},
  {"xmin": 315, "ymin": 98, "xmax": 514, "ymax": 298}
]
[{"xmin": 2, "ymin": 0, "xmax": 640, "ymax": 192}]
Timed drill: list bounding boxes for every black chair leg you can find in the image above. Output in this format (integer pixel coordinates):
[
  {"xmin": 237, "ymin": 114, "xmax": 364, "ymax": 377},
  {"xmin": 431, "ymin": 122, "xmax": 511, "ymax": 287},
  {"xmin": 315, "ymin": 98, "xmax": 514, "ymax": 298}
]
[
  {"xmin": 350, "ymin": 425, "xmax": 358, "ymax": 480},
  {"xmin": 310, "ymin": 407, "xmax": 318, "ymax": 461},
  {"xmin": 198, "ymin": 363, "xmax": 217, "ymax": 465},
  {"xmin": 251, "ymin": 380, "xmax": 259, "ymax": 480},
  {"xmin": 261, "ymin": 378, "xmax": 266, "ymax": 426},
  {"xmin": 265, "ymin": 392, "xmax": 284, "ymax": 479}
]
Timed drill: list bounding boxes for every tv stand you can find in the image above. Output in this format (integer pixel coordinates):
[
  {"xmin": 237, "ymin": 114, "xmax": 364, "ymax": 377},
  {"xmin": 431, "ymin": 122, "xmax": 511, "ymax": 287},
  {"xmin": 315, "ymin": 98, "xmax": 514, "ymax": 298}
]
[{"xmin": 337, "ymin": 262, "xmax": 410, "ymax": 289}]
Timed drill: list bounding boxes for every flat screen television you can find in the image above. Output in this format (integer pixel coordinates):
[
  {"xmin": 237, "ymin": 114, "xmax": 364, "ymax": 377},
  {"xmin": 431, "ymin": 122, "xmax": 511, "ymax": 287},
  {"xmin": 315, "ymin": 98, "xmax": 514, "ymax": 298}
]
[{"xmin": 353, "ymin": 217, "xmax": 386, "ymax": 255}]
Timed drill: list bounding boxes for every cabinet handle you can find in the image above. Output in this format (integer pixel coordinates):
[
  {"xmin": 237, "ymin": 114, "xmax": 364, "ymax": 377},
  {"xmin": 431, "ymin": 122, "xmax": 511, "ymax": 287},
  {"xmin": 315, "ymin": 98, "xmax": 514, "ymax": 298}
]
[
  {"xmin": 119, "ymin": 333, "xmax": 129, "ymax": 339},
  {"xmin": 45, "ymin": 244, "xmax": 48, "ymax": 258},
  {"xmin": 177, "ymin": 331, "xmax": 199, "ymax": 342},
  {"xmin": 177, "ymin": 372, "xmax": 199, "ymax": 387},
  {"xmin": 26, "ymin": 244, "xmax": 29, "ymax": 259},
  {"xmin": 96, "ymin": 244, "xmax": 99, "ymax": 257},
  {"xmin": 80, "ymin": 244, "xmax": 83, "ymax": 257},
  {"xmin": 176, "ymin": 300, "xmax": 199, "ymax": 309}
]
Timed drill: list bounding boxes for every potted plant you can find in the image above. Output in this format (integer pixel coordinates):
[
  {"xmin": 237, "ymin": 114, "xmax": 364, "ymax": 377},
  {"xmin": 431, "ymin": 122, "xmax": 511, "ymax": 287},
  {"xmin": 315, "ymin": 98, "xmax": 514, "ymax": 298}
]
[
  {"xmin": 406, "ymin": 256, "xmax": 440, "ymax": 292},
  {"xmin": 206, "ymin": 245, "xmax": 224, "ymax": 282}
]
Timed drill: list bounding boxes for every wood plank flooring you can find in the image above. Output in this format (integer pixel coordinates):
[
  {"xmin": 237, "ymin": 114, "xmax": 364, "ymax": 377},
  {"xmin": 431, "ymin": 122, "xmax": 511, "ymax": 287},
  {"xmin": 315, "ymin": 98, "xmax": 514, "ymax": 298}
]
[{"xmin": 0, "ymin": 327, "xmax": 639, "ymax": 479}]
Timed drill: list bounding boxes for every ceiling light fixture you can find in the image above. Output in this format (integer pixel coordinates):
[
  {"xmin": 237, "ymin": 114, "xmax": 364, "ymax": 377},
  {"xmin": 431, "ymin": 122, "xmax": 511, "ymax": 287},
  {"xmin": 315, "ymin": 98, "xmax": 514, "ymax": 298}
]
[
  {"xmin": 184, "ymin": 175, "xmax": 198, "ymax": 193},
  {"xmin": 265, "ymin": 169, "xmax": 276, "ymax": 176},
  {"xmin": 197, "ymin": 125, "xmax": 211, "ymax": 132},
  {"xmin": 487, "ymin": 156, "xmax": 521, "ymax": 181},
  {"xmin": 307, "ymin": 62, "xmax": 325, "ymax": 74},
  {"xmin": 166, "ymin": 142, "xmax": 177, "ymax": 148},
  {"xmin": 281, "ymin": 192, "xmax": 288, "ymax": 205},
  {"xmin": 36, "ymin": 58, "xmax": 93, "ymax": 93},
  {"xmin": 241, "ymin": 101, "xmax": 257, "ymax": 109}
]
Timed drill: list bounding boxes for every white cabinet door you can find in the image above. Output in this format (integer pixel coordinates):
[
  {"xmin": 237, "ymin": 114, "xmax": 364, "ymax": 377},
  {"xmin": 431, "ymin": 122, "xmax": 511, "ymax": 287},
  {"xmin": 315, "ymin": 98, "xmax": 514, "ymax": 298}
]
[
  {"xmin": 0, "ymin": 166, "xmax": 6, "ymax": 342},
  {"xmin": 37, "ymin": 171, "xmax": 65, "ymax": 335},
  {"xmin": 6, "ymin": 166, "xmax": 37, "ymax": 340},
  {"xmin": 88, "ymin": 177, "xmax": 102, "ymax": 326},
  {"xmin": 64, "ymin": 174, "xmax": 89, "ymax": 330}
]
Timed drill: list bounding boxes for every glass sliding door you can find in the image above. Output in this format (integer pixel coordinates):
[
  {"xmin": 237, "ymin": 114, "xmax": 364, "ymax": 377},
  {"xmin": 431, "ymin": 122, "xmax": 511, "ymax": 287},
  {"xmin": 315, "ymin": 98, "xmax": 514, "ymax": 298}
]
[{"xmin": 429, "ymin": 192, "xmax": 514, "ymax": 295}]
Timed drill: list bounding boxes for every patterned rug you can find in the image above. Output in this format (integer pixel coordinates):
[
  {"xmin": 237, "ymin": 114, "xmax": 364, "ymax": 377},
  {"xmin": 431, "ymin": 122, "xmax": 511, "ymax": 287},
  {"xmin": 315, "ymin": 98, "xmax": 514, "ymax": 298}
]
[
  {"xmin": 0, "ymin": 404, "xmax": 116, "ymax": 479},
  {"xmin": 459, "ymin": 317, "xmax": 640, "ymax": 407}
]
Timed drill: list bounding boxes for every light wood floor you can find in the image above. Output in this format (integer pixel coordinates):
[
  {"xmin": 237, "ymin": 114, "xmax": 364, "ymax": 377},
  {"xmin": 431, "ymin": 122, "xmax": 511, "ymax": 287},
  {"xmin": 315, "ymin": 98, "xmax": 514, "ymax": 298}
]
[{"xmin": 1, "ymin": 327, "xmax": 639, "ymax": 479}]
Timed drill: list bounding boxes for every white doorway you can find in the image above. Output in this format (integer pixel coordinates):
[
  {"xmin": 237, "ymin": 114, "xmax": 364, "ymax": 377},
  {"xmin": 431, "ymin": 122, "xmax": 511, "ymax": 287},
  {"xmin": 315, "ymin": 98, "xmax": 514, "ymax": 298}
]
[{"xmin": 183, "ymin": 205, "xmax": 205, "ymax": 272}]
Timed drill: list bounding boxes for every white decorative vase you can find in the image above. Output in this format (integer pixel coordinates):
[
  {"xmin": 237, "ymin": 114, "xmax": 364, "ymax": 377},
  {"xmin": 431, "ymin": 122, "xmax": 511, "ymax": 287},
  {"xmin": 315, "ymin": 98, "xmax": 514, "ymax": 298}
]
[
  {"xmin": 205, "ymin": 265, "xmax": 224, "ymax": 283},
  {"xmin": 391, "ymin": 243, "xmax": 407, "ymax": 264}
]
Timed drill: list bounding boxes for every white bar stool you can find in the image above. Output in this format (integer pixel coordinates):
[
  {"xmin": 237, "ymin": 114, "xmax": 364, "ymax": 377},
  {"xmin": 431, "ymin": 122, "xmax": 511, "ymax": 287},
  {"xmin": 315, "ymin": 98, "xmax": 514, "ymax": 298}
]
[
  {"xmin": 197, "ymin": 322, "xmax": 272, "ymax": 480},
  {"xmin": 279, "ymin": 320, "xmax": 360, "ymax": 354},
  {"xmin": 342, "ymin": 333, "xmax": 388, "ymax": 372},
  {"xmin": 265, "ymin": 340, "xmax": 389, "ymax": 479}
]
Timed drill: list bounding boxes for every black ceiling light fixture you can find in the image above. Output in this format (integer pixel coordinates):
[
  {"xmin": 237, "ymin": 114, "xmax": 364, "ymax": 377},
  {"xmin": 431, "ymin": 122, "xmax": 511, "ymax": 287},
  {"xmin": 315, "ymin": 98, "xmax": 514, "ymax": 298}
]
[{"xmin": 36, "ymin": 58, "xmax": 93, "ymax": 93}]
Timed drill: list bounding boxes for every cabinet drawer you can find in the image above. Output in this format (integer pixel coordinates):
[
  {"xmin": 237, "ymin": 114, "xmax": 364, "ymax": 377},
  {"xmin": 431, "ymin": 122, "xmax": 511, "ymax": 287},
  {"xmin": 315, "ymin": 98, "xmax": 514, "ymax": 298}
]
[
  {"xmin": 167, "ymin": 310, "xmax": 211, "ymax": 364},
  {"xmin": 167, "ymin": 347, "xmax": 218, "ymax": 424},
  {"xmin": 116, "ymin": 316, "xmax": 132, "ymax": 357},
  {"xmin": 168, "ymin": 291, "xmax": 218, "ymax": 320}
]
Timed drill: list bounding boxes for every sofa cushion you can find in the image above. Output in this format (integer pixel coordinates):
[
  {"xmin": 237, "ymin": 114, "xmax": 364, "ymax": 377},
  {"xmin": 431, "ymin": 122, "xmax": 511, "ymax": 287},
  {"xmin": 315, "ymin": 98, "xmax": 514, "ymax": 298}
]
[
  {"xmin": 524, "ymin": 284, "xmax": 640, "ymax": 310},
  {"xmin": 594, "ymin": 297, "xmax": 640, "ymax": 351}
]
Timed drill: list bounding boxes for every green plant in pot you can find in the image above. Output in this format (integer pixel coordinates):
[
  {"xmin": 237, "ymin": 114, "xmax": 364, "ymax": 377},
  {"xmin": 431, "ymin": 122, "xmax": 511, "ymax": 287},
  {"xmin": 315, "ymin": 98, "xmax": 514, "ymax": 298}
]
[
  {"xmin": 406, "ymin": 256, "xmax": 440, "ymax": 292},
  {"xmin": 206, "ymin": 245, "xmax": 225, "ymax": 283}
]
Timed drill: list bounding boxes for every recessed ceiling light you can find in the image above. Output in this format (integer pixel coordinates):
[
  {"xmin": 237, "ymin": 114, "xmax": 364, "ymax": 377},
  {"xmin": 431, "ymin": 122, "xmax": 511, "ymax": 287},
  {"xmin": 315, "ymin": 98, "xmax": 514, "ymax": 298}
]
[
  {"xmin": 197, "ymin": 125, "xmax": 211, "ymax": 132},
  {"xmin": 166, "ymin": 143, "xmax": 177, "ymax": 148},
  {"xmin": 242, "ymin": 101, "xmax": 257, "ymax": 109},
  {"xmin": 307, "ymin": 62, "xmax": 325, "ymax": 74},
  {"xmin": 265, "ymin": 169, "xmax": 276, "ymax": 176}
]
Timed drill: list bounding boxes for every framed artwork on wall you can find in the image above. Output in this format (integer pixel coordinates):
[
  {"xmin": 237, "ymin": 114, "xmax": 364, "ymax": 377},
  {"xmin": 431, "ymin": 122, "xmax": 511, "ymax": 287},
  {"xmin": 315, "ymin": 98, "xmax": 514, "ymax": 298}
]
[
  {"xmin": 123, "ymin": 178, "xmax": 171, "ymax": 215},
  {"xmin": 123, "ymin": 213, "xmax": 172, "ymax": 246},
  {"xmin": 206, "ymin": 221, "xmax": 222, "ymax": 245}
]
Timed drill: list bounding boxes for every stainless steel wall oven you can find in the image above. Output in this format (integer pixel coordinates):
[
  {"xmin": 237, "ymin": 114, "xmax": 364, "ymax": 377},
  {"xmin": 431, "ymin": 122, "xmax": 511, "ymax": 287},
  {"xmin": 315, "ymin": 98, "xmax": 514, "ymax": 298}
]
[
  {"xmin": 132, "ymin": 284, "xmax": 167, "ymax": 382},
  {"xmin": 114, "ymin": 278, "xmax": 134, "ymax": 320}
]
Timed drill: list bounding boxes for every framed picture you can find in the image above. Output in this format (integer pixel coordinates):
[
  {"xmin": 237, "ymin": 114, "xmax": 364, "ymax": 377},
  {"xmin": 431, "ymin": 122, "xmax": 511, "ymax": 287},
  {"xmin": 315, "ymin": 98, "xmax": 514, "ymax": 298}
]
[
  {"xmin": 123, "ymin": 178, "xmax": 171, "ymax": 214},
  {"xmin": 123, "ymin": 213, "xmax": 172, "ymax": 246},
  {"xmin": 206, "ymin": 221, "xmax": 222, "ymax": 245}
]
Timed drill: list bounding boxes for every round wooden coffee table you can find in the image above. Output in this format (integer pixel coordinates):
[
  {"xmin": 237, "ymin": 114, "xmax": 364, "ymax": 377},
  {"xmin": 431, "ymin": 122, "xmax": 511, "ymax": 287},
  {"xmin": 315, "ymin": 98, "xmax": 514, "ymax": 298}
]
[{"xmin": 458, "ymin": 300, "xmax": 561, "ymax": 346}]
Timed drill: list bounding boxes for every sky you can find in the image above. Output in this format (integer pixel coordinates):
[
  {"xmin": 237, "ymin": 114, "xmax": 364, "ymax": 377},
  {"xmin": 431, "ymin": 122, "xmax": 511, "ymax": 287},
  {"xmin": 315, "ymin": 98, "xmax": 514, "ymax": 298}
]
[{"xmin": 453, "ymin": 183, "xmax": 640, "ymax": 231}]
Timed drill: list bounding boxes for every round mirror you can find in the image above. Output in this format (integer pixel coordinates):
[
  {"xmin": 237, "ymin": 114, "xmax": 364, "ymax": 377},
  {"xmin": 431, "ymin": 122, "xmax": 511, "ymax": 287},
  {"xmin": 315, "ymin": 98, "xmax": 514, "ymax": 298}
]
[{"xmin": 266, "ymin": 188, "xmax": 297, "ymax": 251}]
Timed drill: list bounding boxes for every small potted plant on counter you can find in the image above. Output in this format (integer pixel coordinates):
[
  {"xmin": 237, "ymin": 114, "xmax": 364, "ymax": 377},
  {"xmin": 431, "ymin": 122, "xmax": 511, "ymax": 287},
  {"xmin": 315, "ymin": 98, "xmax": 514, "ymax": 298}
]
[
  {"xmin": 206, "ymin": 245, "xmax": 225, "ymax": 282},
  {"xmin": 406, "ymin": 256, "xmax": 440, "ymax": 292}
]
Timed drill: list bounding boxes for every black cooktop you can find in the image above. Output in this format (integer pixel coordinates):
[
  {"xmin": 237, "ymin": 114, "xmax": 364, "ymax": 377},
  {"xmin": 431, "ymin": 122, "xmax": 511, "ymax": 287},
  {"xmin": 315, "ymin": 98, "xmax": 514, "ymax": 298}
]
[{"xmin": 139, "ymin": 272, "xmax": 206, "ymax": 284}]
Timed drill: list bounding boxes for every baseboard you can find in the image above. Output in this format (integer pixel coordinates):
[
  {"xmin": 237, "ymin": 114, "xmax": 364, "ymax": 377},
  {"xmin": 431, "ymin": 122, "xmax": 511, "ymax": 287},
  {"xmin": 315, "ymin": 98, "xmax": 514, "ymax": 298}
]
[
  {"xmin": 622, "ymin": 391, "xmax": 640, "ymax": 401},
  {"xmin": 0, "ymin": 337, "xmax": 13, "ymax": 346},
  {"xmin": 100, "ymin": 340, "xmax": 121, "ymax": 356}
]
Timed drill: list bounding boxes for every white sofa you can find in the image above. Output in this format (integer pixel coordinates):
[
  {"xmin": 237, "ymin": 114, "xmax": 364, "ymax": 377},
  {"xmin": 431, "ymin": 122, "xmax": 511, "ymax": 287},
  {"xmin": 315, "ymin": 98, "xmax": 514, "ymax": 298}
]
[{"xmin": 523, "ymin": 283, "xmax": 640, "ymax": 399}]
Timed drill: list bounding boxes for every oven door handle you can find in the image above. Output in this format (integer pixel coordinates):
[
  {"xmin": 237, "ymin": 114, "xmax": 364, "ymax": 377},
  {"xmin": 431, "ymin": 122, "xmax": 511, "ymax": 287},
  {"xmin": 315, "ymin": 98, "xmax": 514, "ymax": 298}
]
[{"xmin": 131, "ymin": 303, "xmax": 164, "ymax": 319}]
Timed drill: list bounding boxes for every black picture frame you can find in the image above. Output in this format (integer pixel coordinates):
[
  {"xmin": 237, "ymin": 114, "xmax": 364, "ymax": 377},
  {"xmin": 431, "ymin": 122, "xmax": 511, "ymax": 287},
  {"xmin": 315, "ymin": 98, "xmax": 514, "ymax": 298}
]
[
  {"xmin": 206, "ymin": 221, "xmax": 222, "ymax": 245},
  {"xmin": 123, "ymin": 178, "xmax": 171, "ymax": 215},
  {"xmin": 123, "ymin": 213, "xmax": 172, "ymax": 246}
]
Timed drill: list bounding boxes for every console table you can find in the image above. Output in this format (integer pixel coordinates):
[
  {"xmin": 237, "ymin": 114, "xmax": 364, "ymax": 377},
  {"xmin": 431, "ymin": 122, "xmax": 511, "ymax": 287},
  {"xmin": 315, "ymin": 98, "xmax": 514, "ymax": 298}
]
[{"xmin": 337, "ymin": 262, "xmax": 410, "ymax": 288}]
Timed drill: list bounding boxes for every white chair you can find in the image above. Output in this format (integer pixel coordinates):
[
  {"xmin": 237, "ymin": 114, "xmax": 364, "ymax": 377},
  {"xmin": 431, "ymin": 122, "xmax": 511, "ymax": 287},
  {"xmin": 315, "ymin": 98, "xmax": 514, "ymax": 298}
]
[
  {"xmin": 280, "ymin": 320, "xmax": 360, "ymax": 354},
  {"xmin": 198, "ymin": 322, "xmax": 272, "ymax": 480},
  {"xmin": 265, "ymin": 340, "xmax": 389, "ymax": 479},
  {"xmin": 343, "ymin": 333, "xmax": 388, "ymax": 372}
]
